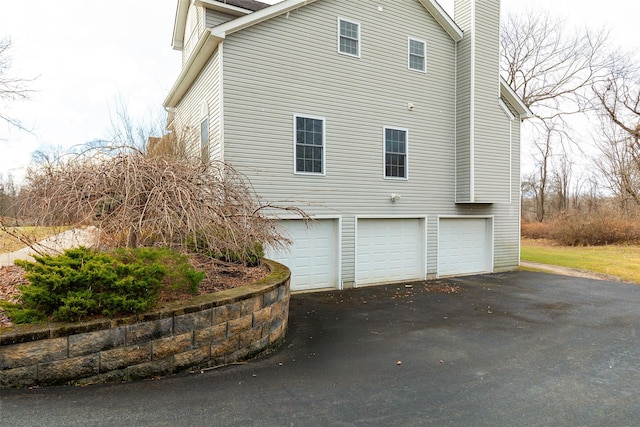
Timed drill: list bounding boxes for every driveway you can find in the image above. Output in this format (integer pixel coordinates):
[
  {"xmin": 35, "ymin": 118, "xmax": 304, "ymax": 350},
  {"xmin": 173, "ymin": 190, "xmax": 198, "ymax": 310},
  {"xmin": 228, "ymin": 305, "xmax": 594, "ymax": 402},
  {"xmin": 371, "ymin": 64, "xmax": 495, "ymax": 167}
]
[{"xmin": 2, "ymin": 271, "xmax": 639, "ymax": 426}]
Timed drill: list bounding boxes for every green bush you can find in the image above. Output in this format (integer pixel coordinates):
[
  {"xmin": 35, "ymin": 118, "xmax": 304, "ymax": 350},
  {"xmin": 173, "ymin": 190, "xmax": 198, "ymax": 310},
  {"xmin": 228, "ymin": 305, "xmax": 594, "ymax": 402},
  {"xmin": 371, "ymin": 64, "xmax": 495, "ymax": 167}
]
[{"xmin": 2, "ymin": 247, "xmax": 204, "ymax": 323}]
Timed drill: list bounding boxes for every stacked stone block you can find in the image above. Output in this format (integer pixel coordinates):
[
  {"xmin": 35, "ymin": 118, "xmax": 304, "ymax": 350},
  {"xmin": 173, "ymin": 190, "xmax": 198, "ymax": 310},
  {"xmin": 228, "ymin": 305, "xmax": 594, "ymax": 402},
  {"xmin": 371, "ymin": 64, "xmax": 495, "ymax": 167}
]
[{"xmin": 0, "ymin": 260, "xmax": 290, "ymax": 388}]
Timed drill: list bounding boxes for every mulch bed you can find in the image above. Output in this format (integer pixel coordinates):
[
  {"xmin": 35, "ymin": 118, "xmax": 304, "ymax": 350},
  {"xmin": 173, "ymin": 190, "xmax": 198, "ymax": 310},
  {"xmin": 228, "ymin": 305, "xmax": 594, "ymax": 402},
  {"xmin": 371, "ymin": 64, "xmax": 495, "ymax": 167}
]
[{"xmin": 0, "ymin": 258, "xmax": 269, "ymax": 329}]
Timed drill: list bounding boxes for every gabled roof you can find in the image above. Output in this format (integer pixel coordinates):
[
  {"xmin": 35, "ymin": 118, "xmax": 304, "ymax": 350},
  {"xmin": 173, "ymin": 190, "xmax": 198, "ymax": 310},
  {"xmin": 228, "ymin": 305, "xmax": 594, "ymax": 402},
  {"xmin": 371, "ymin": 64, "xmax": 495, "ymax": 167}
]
[
  {"xmin": 172, "ymin": 0, "xmax": 269, "ymax": 50},
  {"xmin": 500, "ymin": 78, "xmax": 533, "ymax": 120},
  {"xmin": 217, "ymin": 0, "xmax": 270, "ymax": 11},
  {"xmin": 165, "ymin": 0, "xmax": 464, "ymax": 108}
]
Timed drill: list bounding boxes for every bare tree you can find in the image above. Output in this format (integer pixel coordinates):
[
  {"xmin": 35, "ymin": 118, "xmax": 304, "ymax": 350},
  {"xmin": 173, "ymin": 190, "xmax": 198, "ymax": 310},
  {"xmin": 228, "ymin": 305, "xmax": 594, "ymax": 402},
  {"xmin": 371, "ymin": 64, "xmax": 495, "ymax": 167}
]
[
  {"xmin": 550, "ymin": 152, "xmax": 572, "ymax": 214},
  {"xmin": 0, "ymin": 172, "xmax": 19, "ymax": 219},
  {"xmin": 532, "ymin": 129, "xmax": 552, "ymax": 221},
  {"xmin": 107, "ymin": 97, "xmax": 168, "ymax": 153},
  {"xmin": 592, "ymin": 53, "xmax": 640, "ymax": 206},
  {"xmin": 593, "ymin": 118, "xmax": 640, "ymax": 211},
  {"xmin": 18, "ymin": 145, "xmax": 306, "ymax": 264},
  {"xmin": 0, "ymin": 37, "xmax": 34, "ymax": 131},
  {"xmin": 501, "ymin": 11, "xmax": 610, "ymax": 123},
  {"xmin": 501, "ymin": 11, "xmax": 611, "ymax": 222}
]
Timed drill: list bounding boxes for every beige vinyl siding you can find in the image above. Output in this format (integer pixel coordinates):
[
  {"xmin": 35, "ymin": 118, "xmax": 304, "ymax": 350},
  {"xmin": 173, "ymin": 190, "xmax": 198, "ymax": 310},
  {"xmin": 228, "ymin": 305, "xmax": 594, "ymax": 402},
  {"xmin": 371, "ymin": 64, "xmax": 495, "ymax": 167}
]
[
  {"xmin": 470, "ymin": 0, "xmax": 509, "ymax": 203},
  {"xmin": 182, "ymin": 6, "xmax": 206, "ymax": 66},
  {"xmin": 455, "ymin": 8, "xmax": 472, "ymax": 203},
  {"xmin": 493, "ymin": 118, "xmax": 521, "ymax": 271},
  {"xmin": 222, "ymin": 0, "xmax": 459, "ymax": 279},
  {"xmin": 206, "ymin": 10, "xmax": 237, "ymax": 27},
  {"xmin": 173, "ymin": 49, "xmax": 223, "ymax": 161},
  {"xmin": 454, "ymin": 0, "xmax": 509, "ymax": 203},
  {"xmin": 204, "ymin": 0, "xmax": 521, "ymax": 277}
]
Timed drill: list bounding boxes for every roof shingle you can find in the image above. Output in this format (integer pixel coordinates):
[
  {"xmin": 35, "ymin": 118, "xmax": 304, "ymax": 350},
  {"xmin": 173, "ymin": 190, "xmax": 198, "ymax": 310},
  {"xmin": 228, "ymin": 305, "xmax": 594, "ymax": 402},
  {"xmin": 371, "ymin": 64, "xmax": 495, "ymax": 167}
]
[{"xmin": 222, "ymin": 0, "xmax": 270, "ymax": 12}]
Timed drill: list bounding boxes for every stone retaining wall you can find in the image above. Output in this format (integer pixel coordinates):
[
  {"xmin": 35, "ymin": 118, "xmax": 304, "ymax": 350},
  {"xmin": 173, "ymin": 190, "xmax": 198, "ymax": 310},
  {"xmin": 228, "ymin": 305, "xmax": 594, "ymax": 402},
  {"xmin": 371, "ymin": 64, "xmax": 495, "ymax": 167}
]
[{"xmin": 0, "ymin": 260, "xmax": 290, "ymax": 388}]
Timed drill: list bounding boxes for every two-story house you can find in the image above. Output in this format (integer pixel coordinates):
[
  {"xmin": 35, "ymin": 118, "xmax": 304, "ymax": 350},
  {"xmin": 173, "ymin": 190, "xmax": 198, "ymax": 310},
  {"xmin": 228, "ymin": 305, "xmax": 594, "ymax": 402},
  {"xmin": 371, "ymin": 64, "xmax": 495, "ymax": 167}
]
[{"xmin": 163, "ymin": 0, "xmax": 531, "ymax": 292}]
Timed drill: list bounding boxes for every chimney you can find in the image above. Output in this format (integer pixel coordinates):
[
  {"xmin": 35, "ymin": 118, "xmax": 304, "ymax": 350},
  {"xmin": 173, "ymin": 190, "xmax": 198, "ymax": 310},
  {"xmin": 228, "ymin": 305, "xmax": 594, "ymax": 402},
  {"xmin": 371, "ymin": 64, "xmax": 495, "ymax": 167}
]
[{"xmin": 454, "ymin": 0, "xmax": 509, "ymax": 203}]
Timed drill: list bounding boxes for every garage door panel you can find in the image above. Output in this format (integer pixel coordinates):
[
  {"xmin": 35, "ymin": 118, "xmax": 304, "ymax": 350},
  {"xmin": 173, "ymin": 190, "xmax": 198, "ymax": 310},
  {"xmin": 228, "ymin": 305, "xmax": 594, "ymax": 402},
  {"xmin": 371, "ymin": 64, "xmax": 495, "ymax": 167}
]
[
  {"xmin": 438, "ymin": 218, "xmax": 492, "ymax": 277},
  {"xmin": 356, "ymin": 218, "xmax": 424, "ymax": 285},
  {"xmin": 266, "ymin": 220, "xmax": 339, "ymax": 291}
]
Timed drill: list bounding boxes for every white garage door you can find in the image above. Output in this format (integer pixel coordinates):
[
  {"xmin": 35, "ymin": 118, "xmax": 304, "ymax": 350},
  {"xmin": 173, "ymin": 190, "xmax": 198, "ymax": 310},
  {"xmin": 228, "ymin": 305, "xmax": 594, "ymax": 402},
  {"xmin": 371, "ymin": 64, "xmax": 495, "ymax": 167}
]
[
  {"xmin": 438, "ymin": 218, "xmax": 492, "ymax": 277},
  {"xmin": 266, "ymin": 219, "xmax": 339, "ymax": 291},
  {"xmin": 356, "ymin": 218, "xmax": 424, "ymax": 286}
]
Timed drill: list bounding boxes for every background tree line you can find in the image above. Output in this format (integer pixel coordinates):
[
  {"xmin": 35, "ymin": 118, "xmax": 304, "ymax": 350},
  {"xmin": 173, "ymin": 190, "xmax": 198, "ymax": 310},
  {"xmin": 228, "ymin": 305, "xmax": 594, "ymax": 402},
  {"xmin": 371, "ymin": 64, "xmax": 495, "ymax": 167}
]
[{"xmin": 502, "ymin": 11, "xmax": 640, "ymax": 244}]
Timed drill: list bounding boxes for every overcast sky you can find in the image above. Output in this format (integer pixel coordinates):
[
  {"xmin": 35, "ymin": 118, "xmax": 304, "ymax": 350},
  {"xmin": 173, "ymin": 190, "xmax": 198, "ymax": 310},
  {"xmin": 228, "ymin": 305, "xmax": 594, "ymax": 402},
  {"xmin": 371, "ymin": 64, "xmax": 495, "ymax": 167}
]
[{"xmin": 1, "ymin": 0, "xmax": 638, "ymax": 183}]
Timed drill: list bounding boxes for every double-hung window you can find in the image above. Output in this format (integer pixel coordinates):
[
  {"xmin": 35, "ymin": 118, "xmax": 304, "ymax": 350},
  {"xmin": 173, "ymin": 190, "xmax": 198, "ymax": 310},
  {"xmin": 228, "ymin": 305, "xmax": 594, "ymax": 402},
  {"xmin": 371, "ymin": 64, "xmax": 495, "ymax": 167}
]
[
  {"xmin": 295, "ymin": 115, "xmax": 325, "ymax": 175},
  {"xmin": 384, "ymin": 127, "xmax": 408, "ymax": 179},
  {"xmin": 338, "ymin": 18, "xmax": 360, "ymax": 57},
  {"xmin": 408, "ymin": 37, "xmax": 426, "ymax": 72}
]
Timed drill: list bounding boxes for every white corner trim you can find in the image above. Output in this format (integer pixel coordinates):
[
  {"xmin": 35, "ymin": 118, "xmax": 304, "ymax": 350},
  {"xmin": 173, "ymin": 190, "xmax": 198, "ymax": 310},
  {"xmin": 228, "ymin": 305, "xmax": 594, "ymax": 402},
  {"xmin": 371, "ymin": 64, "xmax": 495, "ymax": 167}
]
[
  {"xmin": 469, "ymin": 0, "xmax": 476, "ymax": 203},
  {"xmin": 219, "ymin": 42, "xmax": 225, "ymax": 162}
]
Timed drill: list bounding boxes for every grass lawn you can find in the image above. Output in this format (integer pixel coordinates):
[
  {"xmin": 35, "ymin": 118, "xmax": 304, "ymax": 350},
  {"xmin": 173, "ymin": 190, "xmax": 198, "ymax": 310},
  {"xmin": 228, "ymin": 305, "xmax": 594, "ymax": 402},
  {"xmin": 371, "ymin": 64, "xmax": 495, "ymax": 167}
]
[
  {"xmin": 521, "ymin": 238, "xmax": 640, "ymax": 284},
  {"xmin": 0, "ymin": 226, "xmax": 68, "ymax": 254}
]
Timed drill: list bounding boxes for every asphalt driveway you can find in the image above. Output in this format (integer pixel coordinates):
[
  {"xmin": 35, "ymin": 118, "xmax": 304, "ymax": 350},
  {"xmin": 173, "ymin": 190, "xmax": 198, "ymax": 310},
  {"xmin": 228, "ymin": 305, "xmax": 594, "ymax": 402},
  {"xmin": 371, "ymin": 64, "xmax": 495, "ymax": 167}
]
[{"xmin": 2, "ymin": 271, "xmax": 639, "ymax": 426}]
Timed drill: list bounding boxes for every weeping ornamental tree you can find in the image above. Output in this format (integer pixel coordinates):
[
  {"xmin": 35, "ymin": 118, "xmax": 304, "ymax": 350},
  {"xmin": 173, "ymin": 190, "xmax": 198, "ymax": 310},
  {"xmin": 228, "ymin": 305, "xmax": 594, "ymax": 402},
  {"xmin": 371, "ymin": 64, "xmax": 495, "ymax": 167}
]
[{"xmin": 18, "ymin": 145, "xmax": 299, "ymax": 265}]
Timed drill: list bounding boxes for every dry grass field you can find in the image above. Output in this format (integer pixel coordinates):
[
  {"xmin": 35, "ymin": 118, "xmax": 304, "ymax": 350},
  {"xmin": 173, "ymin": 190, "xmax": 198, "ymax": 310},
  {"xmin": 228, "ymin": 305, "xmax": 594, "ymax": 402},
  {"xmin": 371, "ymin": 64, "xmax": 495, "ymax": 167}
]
[{"xmin": 0, "ymin": 227, "xmax": 68, "ymax": 254}]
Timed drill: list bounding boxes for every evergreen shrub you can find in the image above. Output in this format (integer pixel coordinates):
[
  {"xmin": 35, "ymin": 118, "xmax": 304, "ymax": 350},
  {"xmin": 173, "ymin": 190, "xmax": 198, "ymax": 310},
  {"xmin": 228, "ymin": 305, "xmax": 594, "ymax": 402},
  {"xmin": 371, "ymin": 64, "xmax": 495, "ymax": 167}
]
[{"xmin": 2, "ymin": 246, "xmax": 205, "ymax": 323}]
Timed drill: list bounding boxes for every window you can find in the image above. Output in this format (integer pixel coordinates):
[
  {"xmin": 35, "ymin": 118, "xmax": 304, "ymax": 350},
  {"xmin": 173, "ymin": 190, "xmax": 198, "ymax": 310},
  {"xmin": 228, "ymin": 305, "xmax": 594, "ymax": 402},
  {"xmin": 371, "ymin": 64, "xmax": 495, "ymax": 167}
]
[
  {"xmin": 384, "ymin": 127, "xmax": 408, "ymax": 179},
  {"xmin": 408, "ymin": 37, "xmax": 426, "ymax": 72},
  {"xmin": 295, "ymin": 116, "xmax": 325, "ymax": 175},
  {"xmin": 338, "ymin": 18, "xmax": 360, "ymax": 57},
  {"xmin": 200, "ymin": 118, "xmax": 209, "ymax": 161}
]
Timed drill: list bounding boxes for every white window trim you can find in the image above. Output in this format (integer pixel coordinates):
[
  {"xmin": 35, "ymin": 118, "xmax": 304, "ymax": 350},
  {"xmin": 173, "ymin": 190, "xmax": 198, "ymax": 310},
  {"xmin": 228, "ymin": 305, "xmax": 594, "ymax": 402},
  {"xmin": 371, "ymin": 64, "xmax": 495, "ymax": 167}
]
[
  {"xmin": 407, "ymin": 37, "xmax": 427, "ymax": 73},
  {"xmin": 293, "ymin": 114, "xmax": 326, "ymax": 176},
  {"xmin": 337, "ymin": 17, "xmax": 361, "ymax": 58},
  {"xmin": 383, "ymin": 126, "xmax": 409, "ymax": 180}
]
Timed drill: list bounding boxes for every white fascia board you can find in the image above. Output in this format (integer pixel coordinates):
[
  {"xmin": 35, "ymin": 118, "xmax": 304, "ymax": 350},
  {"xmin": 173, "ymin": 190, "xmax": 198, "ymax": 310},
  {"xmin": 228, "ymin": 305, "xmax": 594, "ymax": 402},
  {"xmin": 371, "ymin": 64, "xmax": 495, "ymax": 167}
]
[
  {"xmin": 418, "ymin": 0, "xmax": 463, "ymax": 42},
  {"xmin": 498, "ymin": 99, "xmax": 516, "ymax": 120},
  {"xmin": 211, "ymin": 0, "xmax": 320, "ymax": 37},
  {"xmin": 195, "ymin": 0, "xmax": 253, "ymax": 16},
  {"xmin": 164, "ymin": 29, "xmax": 224, "ymax": 108},
  {"xmin": 500, "ymin": 78, "xmax": 533, "ymax": 119},
  {"xmin": 166, "ymin": 0, "xmax": 320, "ymax": 108},
  {"xmin": 172, "ymin": 0, "xmax": 190, "ymax": 50}
]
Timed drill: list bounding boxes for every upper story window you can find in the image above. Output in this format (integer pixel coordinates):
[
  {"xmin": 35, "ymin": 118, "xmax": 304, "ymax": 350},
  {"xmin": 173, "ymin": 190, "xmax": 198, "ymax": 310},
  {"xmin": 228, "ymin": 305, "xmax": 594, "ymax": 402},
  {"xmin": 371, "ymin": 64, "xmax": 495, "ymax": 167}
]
[
  {"xmin": 384, "ymin": 127, "xmax": 408, "ymax": 179},
  {"xmin": 295, "ymin": 115, "xmax": 325, "ymax": 175},
  {"xmin": 408, "ymin": 37, "xmax": 426, "ymax": 72},
  {"xmin": 338, "ymin": 18, "xmax": 360, "ymax": 57}
]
